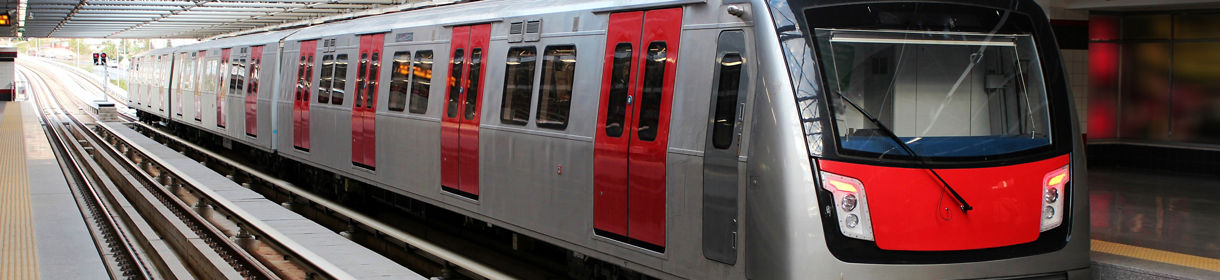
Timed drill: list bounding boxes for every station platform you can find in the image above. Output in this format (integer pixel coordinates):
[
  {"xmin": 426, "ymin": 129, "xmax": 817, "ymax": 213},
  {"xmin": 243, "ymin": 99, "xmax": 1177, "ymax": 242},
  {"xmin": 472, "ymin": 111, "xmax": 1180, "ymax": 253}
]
[
  {"xmin": 0, "ymin": 100, "xmax": 108, "ymax": 279},
  {"xmin": 1090, "ymin": 165, "xmax": 1220, "ymax": 279}
]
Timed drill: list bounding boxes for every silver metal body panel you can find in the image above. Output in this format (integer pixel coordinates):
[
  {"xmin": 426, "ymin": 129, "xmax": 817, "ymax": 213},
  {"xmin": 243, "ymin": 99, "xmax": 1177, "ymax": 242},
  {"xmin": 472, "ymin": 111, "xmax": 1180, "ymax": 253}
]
[{"xmin": 129, "ymin": 0, "xmax": 1089, "ymax": 279}]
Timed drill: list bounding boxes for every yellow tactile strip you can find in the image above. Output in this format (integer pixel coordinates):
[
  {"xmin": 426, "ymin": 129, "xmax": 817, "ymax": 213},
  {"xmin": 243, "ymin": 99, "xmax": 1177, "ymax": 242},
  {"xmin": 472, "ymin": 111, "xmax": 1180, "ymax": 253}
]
[
  {"xmin": 1093, "ymin": 239, "xmax": 1220, "ymax": 272},
  {"xmin": 0, "ymin": 102, "xmax": 38, "ymax": 280}
]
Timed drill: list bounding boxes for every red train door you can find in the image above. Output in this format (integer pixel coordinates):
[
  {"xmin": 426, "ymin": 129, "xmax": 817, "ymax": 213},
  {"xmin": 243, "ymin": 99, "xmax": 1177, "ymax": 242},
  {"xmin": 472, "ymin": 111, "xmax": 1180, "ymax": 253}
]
[
  {"xmin": 592, "ymin": 7, "xmax": 682, "ymax": 251},
  {"xmin": 295, "ymin": 40, "xmax": 317, "ymax": 150},
  {"xmin": 441, "ymin": 24, "xmax": 490, "ymax": 199},
  {"xmin": 246, "ymin": 45, "xmax": 264, "ymax": 137},
  {"xmin": 176, "ymin": 52, "xmax": 185, "ymax": 116},
  {"xmin": 218, "ymin": 48, "xmax": 231, "ymax": 128},
  {"xmin": 352, "ymin": 33, "xmax": 385, "ymax": 169},
  {"xmin": 195, "ymin": 50, "xmax": 205, "ymax": 121}
]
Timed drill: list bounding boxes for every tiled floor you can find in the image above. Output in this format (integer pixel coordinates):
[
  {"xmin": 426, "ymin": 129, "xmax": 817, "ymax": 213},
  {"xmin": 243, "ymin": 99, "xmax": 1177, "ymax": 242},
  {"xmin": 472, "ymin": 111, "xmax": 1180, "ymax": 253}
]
[{"xmin": 1089, "ymin": 165, "xmax": 1220, "ymax": 274}]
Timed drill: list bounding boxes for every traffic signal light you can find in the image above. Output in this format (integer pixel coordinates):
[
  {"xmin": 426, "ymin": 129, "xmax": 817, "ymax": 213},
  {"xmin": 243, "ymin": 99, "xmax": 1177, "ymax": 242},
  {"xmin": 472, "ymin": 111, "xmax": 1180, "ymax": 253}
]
[
  {"xmin": 92, "ymin": 53, "xmax": 99, "ymax": 65},
  {"xmin": 100, "ymin": 53, "xmax": 107, "ymax": 65}
]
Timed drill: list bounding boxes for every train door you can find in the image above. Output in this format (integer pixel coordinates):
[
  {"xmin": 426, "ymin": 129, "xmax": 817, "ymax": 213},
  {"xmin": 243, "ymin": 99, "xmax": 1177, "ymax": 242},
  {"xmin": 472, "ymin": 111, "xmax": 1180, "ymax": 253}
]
[
  {"xmin": 441, "ymin": 24, "xmax": 490, "ymax": 199},
  {"xmin": 246, "ymin": 45, "xmax": 264, "ymax": 137},
  {"xmin": 701, "ymin": 30, "xmax": 748, "ymax": 264},
  {"xmin": 218, "ymin": 48, "xmax": 231, "ymax": 128},
  {"xmin": 294, "ymin": 40, "xmax": 317, "ymax": 151},
  {"xmin": 352, "ymin": 33, "xmax": 385, "ymax": 169},
  {"xmin": 195, "ymin": 50, "xmax": 206, "ymax": 121},
  {"xmin": 592, "ymin": 8, "xmax": 682, "ymax": 251},
  {"xmin": 175, "ymin": 52, "xmax": 186, "ymax": 117}
]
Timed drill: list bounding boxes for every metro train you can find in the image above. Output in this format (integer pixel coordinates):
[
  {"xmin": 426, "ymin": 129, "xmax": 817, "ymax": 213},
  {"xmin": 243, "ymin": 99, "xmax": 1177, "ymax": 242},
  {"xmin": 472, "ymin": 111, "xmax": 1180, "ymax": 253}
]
[{"xmin": 129, "ymin": 0, "xmax": 1090, "ymax": 278}]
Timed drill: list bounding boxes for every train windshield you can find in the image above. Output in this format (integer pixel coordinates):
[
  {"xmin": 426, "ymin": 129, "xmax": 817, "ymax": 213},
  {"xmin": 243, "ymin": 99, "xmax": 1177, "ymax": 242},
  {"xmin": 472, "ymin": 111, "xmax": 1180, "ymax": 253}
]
[{"xmin": 809, "ymin": 6, "xmax": 1052, "ymax": 160}]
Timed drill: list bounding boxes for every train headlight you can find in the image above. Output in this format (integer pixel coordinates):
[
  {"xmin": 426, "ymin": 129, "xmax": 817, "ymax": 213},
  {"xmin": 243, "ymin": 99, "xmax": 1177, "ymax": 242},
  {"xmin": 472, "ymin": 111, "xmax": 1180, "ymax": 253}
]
[
  {"xmin": 820, "ymin": 172, "xmax": 874, "ymax": 241},
  {"xmin": 1040, "ymin": 165, "xmax": 1070, "ymax": 232}
]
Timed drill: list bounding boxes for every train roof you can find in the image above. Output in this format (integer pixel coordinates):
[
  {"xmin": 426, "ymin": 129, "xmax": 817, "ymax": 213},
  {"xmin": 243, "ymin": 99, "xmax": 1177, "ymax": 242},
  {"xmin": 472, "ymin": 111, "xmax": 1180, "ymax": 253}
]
[
  {"xmin": 181, "ymin": 29, "xmax": 301, "ymax": 53},
  {"xmin": 135, "ymin": 0, "xmax": 700, "ymax": 57},
  {"xmin": 284, "ymin": 0, "xmax": 697, "ymax": 41}
]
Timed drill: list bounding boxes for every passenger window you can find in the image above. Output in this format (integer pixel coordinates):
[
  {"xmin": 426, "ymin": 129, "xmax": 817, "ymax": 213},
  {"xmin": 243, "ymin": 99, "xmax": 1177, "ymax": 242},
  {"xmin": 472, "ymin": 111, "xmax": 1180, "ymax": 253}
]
[
  {"xmin": 332, "ymin": 54, "xmax": 349, "ymax": 105},
  {"xmin": 409, "ymin": 51, "xmax": 433, "ymax": 114},
  {"xmin": 388, "ymin": 51, "xmax": 411, "ymax": 112},
  {"xmin": 637, "ymin": 42, "xmax": 667, "ymax": 142},
  {"xmin": 356, "ymin": 53, "xmax": 369, "ymax": 108},
  {"xmin": 297, "ymin": 56, "xmax": 307, "ymax": 100},
  {"xmin": 537, "ymin": 45, "xmax": 576, "ymax": 130},
  {"xmin": 231, "ymin": 59, "xmax": 244, "ymax": 94},
  {"xmin": 500, "ymin": 47, "xmax": 537, "ymax": 125},
  {"xmin": 604, "ymin": 43, "xmax": 633, "ymax": 137},
  {"xmin": 447, "ymin": 49, "xmax": 465, "ymax": 118},
  {"xmin": 367, "ymin": 52, "xmax": 379, "ymax": 108},
  {"xmin": 319, "ymin": 55, "xmax": 333, "ymax": 103},
  {"xmin": 306, "ymin": 55, "xmax": 314, "ymax": 97},
  {"xmin": 464, "ymin": 48, "xmax": 483, "ymax": 120},
  {"xmin": 712, "ymin": 53, "xmax": 743, "ymax": 149}
]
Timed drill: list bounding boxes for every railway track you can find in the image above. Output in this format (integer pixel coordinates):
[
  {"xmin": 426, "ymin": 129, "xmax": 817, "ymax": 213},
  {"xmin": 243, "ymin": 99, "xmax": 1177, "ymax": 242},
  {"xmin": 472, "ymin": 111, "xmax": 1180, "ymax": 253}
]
[
  {"xmin": 19, "ymin": 64, "xmax": 350, "ymax": 280},
  {"xmin": 20, "ymin": 59, "xmax": 554, "ymax": 280}
]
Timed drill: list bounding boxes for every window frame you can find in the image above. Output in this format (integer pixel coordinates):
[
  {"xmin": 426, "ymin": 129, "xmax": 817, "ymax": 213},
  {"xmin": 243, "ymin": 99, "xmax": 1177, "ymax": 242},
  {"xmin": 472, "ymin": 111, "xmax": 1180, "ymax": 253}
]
[
  {"xmin": 387, "ymin": 51, "xmax": 412, "ymax": 112},
  {"xmin": 536, "ymin": 45, "xmax": 577, "ymax": 130},
  {"xmin": 318, "ymin": 54, "xmax": 334, "ymax": 104},
  {"xmin": 331, "ymin": 54, "xmax": 349, "ymax": 105},
  {"xmin": 500, "ymin": 46, "xmax": 538, "ymax": 126},
  {"xmin": 409, "ymin": 50, "xmax": 434, "ymax": 114}
]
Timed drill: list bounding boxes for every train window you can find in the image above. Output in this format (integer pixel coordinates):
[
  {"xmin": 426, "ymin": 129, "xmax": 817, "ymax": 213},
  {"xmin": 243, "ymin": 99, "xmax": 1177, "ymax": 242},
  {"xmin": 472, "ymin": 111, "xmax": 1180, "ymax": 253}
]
[
  {"xmin": 461, "ymin": 48, "xmax": 480, "ymax": 120},
  {"xmin": 604, "ymin": 43, "xmax": 633, "ymax": 137},
  {"xmin": 356, "ymin": 53, "xmax": 368, "ymax": 107},
  {"xmin": 306, "ymin": 55, "xmax": 314, "ymax": 98},
  {"xmin": 332, "ymin": 54, "xmax": 349, "ymax": 105},
  {"xmin": 500, "ymin": 46, "xmax": 537, "ymax": 125},
  {"xmin": 537, "ymin": 45, "xmax": 576, "ymax": 130},
  {"xmin": 447, "ymin": 49, "xmax": 465, "ymax": 118},
  {"xmin": 318, "ymin": 55, "xmax": 333, "ymax": 103},
  {"xmin": 204, "ymin": 59, "xmax": 218, "ymax": 92},
  {"xmin": 297, "ymin": 56, "xmax": 307, "ymax": 101},
  {"xmin": 367, "ymin": 52, "xmax": 379, "ymax": 109},
  {"xmin": 232, "ymin": 59, "xmax": 246, "ymax": 94},
  {"xmin": 637, "ymin": 42, "xmax": 667, "ymax": 141},
  {"xmin": 712, "ymin": 53, "xmax": 743, "ymax": 149},
  {"xmin": 388, "ymin": 51, "xmax": 411, "ymax": 112},
  {"xmin": 409, "ymin": 51, "xmax": 433, "ymax": 114},
  {"xmin": 464, "ymin": 48, "xmax": 483, "ymax": 120}
]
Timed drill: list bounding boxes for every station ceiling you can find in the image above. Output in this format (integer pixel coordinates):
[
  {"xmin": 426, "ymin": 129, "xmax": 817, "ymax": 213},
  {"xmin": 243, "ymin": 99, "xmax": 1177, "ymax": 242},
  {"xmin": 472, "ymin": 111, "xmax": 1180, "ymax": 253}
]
[{"xmin": 18, "ymin": 0, "xmax": 451, "ymax": 39}]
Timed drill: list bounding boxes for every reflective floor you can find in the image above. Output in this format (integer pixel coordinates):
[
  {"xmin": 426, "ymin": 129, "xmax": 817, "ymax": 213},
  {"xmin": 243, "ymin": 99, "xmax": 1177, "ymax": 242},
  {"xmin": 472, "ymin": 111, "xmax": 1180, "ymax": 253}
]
[{"xmin": 1090, "ymin": 166, "xmax": 1220, "ymax": 259}]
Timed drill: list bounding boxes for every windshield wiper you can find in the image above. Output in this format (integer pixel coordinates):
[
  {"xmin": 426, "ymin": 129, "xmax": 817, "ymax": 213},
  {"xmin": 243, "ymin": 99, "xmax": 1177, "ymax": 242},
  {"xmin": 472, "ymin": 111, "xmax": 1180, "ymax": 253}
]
[{"xmin": 835, "ymin": 91, "xmax": 974, "ymax": 213}]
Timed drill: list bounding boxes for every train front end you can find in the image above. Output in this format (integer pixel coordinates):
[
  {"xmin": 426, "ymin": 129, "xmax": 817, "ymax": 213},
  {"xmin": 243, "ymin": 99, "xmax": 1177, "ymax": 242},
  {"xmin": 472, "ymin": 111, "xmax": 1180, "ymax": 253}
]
[{"xmin": 747, "ymin": 0, "xmax": 1089, "ymax": 278}]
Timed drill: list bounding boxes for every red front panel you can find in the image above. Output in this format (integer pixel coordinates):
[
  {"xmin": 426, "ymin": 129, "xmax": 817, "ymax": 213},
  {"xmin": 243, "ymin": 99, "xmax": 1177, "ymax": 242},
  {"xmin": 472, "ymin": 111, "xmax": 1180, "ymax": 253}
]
[
  {"xmin": 365, "ymin": 34, "xmax": 385, "ymax": 168},
  {"xmin": 246, "ymin": 45, "xmax": 264, "ymax": 137},
  {"xmin": 818, "ymin": 154, "xmax": 1071, "ymax": 251},
  {"xmin": 593, "ymin": 11, "xmax": 644, "ymax": 239},
  {"xmin": 441, "ymin": 26, "xmax": 470, "ymax": 194},
  {"xmin": 218, "ymin": 48, "xmax": 231, "ymax": 127},
  {"xmin": 459, "ymin": 24, "xmax": 489, "ymax": 196},
  {"xmin": 295, "ymin": 40, "xmax": 317, "ymax": 150},
  {"xmin": 626, "ymin": 7, "xmax": 681, "ymax": 248}
]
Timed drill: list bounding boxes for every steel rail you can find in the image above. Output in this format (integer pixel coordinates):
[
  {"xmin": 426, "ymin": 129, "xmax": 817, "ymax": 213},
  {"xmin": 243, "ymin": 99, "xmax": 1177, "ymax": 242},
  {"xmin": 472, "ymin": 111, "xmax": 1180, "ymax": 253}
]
[
  {"xmin": 22, "ymin": 64, "xmax": 287, "ymax": 280},
  {"xmin": 19, "ymin": 67, "xmax": 156, "ymax": 280},
  {"xmin": 23, "ymin": 59, "xmax": 365, "ymax": 280}
]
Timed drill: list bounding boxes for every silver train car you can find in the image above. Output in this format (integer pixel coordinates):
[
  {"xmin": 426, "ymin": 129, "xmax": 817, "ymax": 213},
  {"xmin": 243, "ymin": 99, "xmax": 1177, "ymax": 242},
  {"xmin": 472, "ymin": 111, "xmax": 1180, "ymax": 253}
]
[{"xmin": 129, "ymin": 0, "xmax": 1090, "ymax": 278}]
